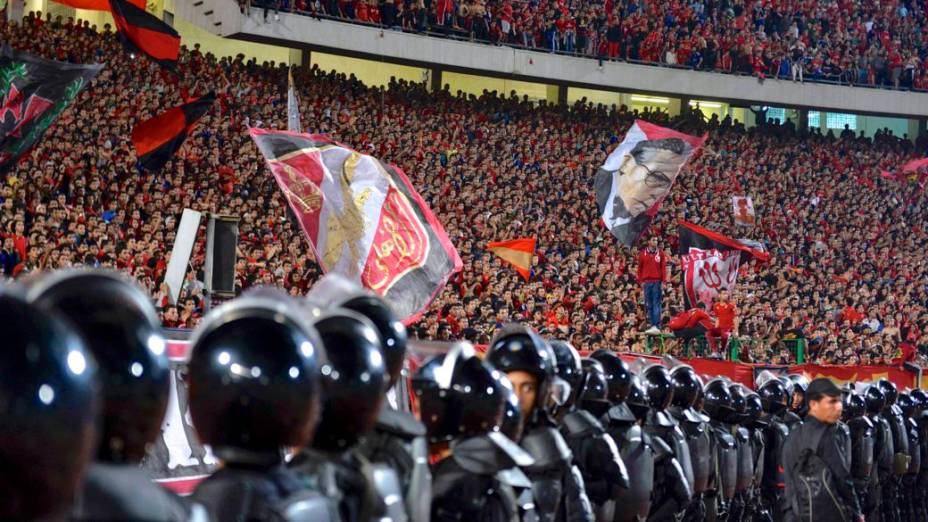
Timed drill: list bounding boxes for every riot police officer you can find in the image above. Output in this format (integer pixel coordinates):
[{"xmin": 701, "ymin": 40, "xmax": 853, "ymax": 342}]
[
  {"xmin": 0, "ymin": 292, "xmax": 100, "ymax": 522},
  {"xmin": 843, "ymin": 390, "xmax": 875, "ymax": 515},
  {"xmin": 898, "ymin": 392, "xmax": 922, "ymax": 522},
  {"xmin": 877, "ymin": 379, "xmax": 909, "ymax": 522},
  {"xmin": 23, "ymin": 270, "xmax": 204, "ymax": 521},
  {"xmin": 312, "ymin": 277, "xmax": 430, "ymax": 522},
  {"xmin": 864, "ymin": 382, "xmax": 893, "ymax": 522},
  {"xmin": 549, "ymin": 340, "xmax": 629, "ymax": 511},
  {"xmin": 413, "ymin": 342, "xmax": 532, "ymax": 522},
  {"xmin": 756, "ymin": 372, "xmax": 791, "ymax": 521},
  {"xmin": 590, "ymin": 351, "xmax": 652, "ymax": 522},
  {"xmin": 910, "ymin": 388, "xmax": 928, "ymax": 521},
  {"xmin": 743, "ymin": 391, "xmax": 769, "ymax": 522},
  {"xmin": 288, "ymin": 307, "xmax": 393, "ymax": 522},
  {"xmin": 187, "ymin": 292, "xmax": 339, "ymax": 521},
  {"xmin": 637, "ymin": 363, "xmax": 693, "ymax": 521},
  {"xmin": 577, "ymin": 358, "xmax": 614, "ymax": 419},
  {"xmin": 727, "ymin": 383, "xmax": 754, "ymax": 522},
  {"xmin": 703, "ymin": 378, "xmax": 738, "ymax": 522},
  {"xmin": 665, "ymin": 361, "xmax": 713, "ymax": 522},
  {"xmin": 485, "ymin": 324, "xmax": 594, "ymax": 522}
]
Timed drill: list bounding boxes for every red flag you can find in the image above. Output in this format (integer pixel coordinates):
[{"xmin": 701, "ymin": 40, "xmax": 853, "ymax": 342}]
[
  {"xmin": 52, "ymin": 0, "xmax": 144, "ymax": 9},
  {"xmin": 487, "ymin": 238, "xmax": 536, "ymax": 281},
  {"xmin": 131, "ymin": 93, "xmax": 214, "ymax": 171},
  {"xmin": 109, "ymin": 0, "xmax": 180, "ymax": 68},
  {"xmin": 901, "ymin": 157, "xmax": 928, "ymax": 173}
]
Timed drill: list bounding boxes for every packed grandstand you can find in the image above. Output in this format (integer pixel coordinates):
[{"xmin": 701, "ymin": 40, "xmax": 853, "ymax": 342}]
[
  {"xmin": 272, "ymin": 0, "xmax": 928, "ymax": 89},
  {"xmin": 0, "ymin": 8, "xmax": 926, "ymax": 369}
]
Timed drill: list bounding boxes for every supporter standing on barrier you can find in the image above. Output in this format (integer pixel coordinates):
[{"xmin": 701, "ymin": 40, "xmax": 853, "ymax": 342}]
[
  {"xmin": 783, "ymin": 378, "xmax": 863, "ymax": 522},
  {"xmin": 638, "ymin": 236, "xmax": 669, "ymax": 335},
  {"xmin": 708, "ymin": 291, "xmax": 737, "ymax": 357}
]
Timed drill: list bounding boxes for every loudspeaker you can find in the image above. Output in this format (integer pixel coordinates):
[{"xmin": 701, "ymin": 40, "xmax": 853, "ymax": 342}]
[{"xmin": 204, "ymin": 215, "xmax": 239, "ymax": 297}]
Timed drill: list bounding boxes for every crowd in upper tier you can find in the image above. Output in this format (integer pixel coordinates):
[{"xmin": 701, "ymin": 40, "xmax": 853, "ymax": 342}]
[
  {"xmin": 263, "ymin": 0, "xmax": 928, "ymax": 89},
  {"xmin": 0, "ymin": 10, "xmax": 927, "ymax": 366}
]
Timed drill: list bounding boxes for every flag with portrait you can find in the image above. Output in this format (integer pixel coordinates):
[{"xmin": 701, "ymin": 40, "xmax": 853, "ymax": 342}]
[
  {"xmin": 250, "ymin": 128, "xmax": 462, "ymax": 323},
  {"xmin": 731, "ymin": 195, "xmax": 755, "ymax": 226},
  {"xmin": 594, "ymin": 120, "xmax": 706, "ymax": 246}
]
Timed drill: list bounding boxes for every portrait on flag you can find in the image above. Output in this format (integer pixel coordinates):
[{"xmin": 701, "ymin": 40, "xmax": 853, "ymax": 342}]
[
  {"xmin": 595, "ymin": 120, "xmax": 706, "ymax": 246},
  {"xmin": 250, "ymin": 128, "xmax": 462, "ymax": 322},
  {"xmin": 731, "ymin": 195, "xmax": 755, "ymax": 226}
]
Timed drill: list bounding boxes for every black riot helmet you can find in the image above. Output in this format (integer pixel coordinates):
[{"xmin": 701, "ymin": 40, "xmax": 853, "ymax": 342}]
[
  {"xmin": 485, "ymin": 324, "xmax": 556, "ymax": 425},
  {"xmin": 863, "ymin": 384, "xmax": 886, "ymax": 416},
  {"xmin": 412, "ymin": 343, "xmax": 506, "ymax": 443},
  {"xmin": 626, "ymin": 375, "xmax": 650, "ymax": 422},
  {"xmin": 578, "ymin": 358, "xmax": 612, "ymax": 418},
  {"xmin": 843, "ymin": 392, "xmax": 866, "ymax": 421},
  {"xmin": 703, "ymin": 378, "xmax": 735, "ymax": 422},
  {"xmin": 757, "ymin": 377, "xmax": 789, "ymax": 415},
  {"xmin": 590, "ymin": 349, "xmax": 633, "ymax": 404},
  {"xmin": 876, "ymin": 379, "xmax": 898, "ymax": 407},
  {"xmin": 910, "ymin": 389, "xmax": 928, "ymax": 411},
  {"xmin": 338, "ymin": 294, "xmax": 408, "ymax": 390},
  {"xmin": 669, "ymin": 365, "xmax": 703, "ymax": 409},
  {"xmin": 23, "ymin": 269, "xmax": 170, "ymax": 464},
  {"xmin": 549, "ymin": 339, "xmax": 583, "ymax": 408},
  {"xmin": 642, "ymin": 364, "xmax": 675, "ymax": 411},
  {"xmin": 898, "ymin": 392, "xmax": 919, "ymax": 418},
  {"xmin": 728, "ymin": 383, "xmax": 749, "ymax": 424},
  {"xmin": 744, "ymin": 392, "xmax": 765, "ymax": 427},
  {"xmin": 311, "ymin": 308, "xmax": 387, "ymax": 452},
  {"xmin": 188, "ymin": 294, "xmax": 323, "ymax": 459},
  {"xmin": 0, "ymin": 293, "xmax": 100, "ymax": 521}
]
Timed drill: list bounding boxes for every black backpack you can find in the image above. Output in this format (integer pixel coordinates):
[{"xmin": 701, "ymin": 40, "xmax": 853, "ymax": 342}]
[{"xmin": 792, "ymin": 426, "xmax": 848, "ymax": 522}]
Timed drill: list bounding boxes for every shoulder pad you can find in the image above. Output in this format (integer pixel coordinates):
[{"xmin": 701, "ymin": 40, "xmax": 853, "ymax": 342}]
[
  {"xmin": 736, "ymin": 427, "xmax": 750, "ymax": 443},
  {"xmin": 651, "ymin": 434, "xmax": 673, "ymax": 459},
  {"xmin": 713, "ymin": 428, "xmax": 736, "ymax": 448},
  {"xmin": 521, "ymin": 427, "xmax": 572, "ymax": 469},
  {"xmin": 496, "ymin": 466, "xmax": 534, "ymax": 489},
  {"xmin": 76, "ymin": 463, "xmax": 193, "ymax": 521},
  {"xmin": 646, "ymin": 410, "xmax": 676, "ymax": 427},
  {"xmin": 278, "ymin": 490, "xmax": 341, "ymax": 522},
  {"xmin": 605, "ymin": 403, "xmax": 638, "ymax": 423},
  {"xmin": 684, "ymin": 407, "xmax": 708, "ymax": 424},
  {"xmin": 375, "ymin": 407, "xmax": 427, "ymax": 438},
  {"xmin": 562, "ymin": 410, "xmax": 603, "ymax": 436},
  {"xmin": 452, "ymin": 434, "xmax": 508, "ymax": 475}
]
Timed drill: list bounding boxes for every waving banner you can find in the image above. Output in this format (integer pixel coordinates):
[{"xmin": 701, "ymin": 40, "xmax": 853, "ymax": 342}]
[
  {"xmin": 594, "ymin": 120, "xmax": 706, "ymax": 246},
  {"xmin": 250, "ymin": 128, "xmax": 462, "ymax": 322},
  {"xmin": 731, "ymin": 195, "xmax": 755, "ymax": 226},
  {"xmin": 678, "ymin": 220, "xmax": 768, "ymax": 307}
]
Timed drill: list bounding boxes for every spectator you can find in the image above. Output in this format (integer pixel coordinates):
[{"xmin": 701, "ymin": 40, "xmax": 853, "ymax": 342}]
[{"xmin": 637, "ymin": 236, "xmax": 668, "ymax": 334}]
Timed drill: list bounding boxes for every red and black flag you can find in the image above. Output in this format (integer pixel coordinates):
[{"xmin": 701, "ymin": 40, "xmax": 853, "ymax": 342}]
[
  {"xmin": 51, "ymin": 0, "xmax": 144, "ymax": 10},
  {"xmin": 132, "ymin": 92, "xmax": 214, "ymax": 172},
  {"xmin": 0, "ymin": 45, "xmax": 102, "ymax": 172},
  {"xmin": 250, "ymin": 128, "xmax": 463, "ymax": 323},
  {"xmin": 109, "ymin": 0, "xmax": 180, "ymax": 68},
  {"xmin": 677, "ymin": 220, "xmax": 768, "ymax": 307}
]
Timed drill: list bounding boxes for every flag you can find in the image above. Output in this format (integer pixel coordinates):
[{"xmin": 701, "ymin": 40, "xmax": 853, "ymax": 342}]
[
  {"xmin": 487, "ymin": 238, "xmax": 536, "ymax": 281},
  {"xmin": 249, "ymin": 128, "xmax": 463, "ymax": 323},
  {"xmin": 52, "ymin": 0, "xmax": 144, "ymax": 10},
  {"xmin": 901, "ymin": 157, "xmax": 928, "ymax": 173},
  {"xmin": 731, "ymin": 195, "xmax": 755, "ymax": 226},
  {"xmin": 594, "ymin": 120, "xmax": 706, "ymax": 247},
  {"xmin": 287, "ymin": 67, "xmax": 301, "ymax": 133},
  {"xmin": 678, "ymin": 220, "xmax": 768, "ymax": 308},
  {"xmin": 132, "ymin": 92, "xmax": 214, "ymax": 172},
  {"xmin": 109, "ymin": 0, "xmax": 180, "ymax": 68},
  {"xmin": 0, "ymin": 46, "xmax": 102, "ymax": 172}
]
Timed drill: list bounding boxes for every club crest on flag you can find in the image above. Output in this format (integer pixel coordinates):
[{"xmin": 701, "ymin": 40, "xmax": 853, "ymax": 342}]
[
  {"xmin": 683, "ymin": 248, "xmax": 741, "ymax": 307},
  {"xmin": 251, "ymin": 129, "xmax": 461, "ymax": 322},
  {"xmin": 731, "ymin": 195, "xmax": 755, "ymax": 226}
]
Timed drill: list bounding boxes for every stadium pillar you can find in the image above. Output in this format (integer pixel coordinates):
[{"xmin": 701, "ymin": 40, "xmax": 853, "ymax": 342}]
[
  {"xmin": 7, "ymin": 0, "xmax": 24, "ymax": 22},
  {"xmin": 557, "ymin": 84, "xmax": 567, "ymax": 106},
  {"xmin": 797, "ymin": 109, "xmax": 809, "ymax": 132},
  {"xmin": 429, "ymin": 68, "xmax": 442, "ymax": 93}
]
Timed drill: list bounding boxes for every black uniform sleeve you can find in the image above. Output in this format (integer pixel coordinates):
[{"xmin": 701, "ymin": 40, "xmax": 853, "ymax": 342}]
[{"xmin": 822, "ymin": 424, "xmax": 862, "ymax": 520}]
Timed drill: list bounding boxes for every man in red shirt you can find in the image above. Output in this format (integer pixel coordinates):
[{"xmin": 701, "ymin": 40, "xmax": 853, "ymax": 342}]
[
  {"xmin": 668, "ymin": 304, "xmax": 714, "ymax": 353},
  {"xmin": 708, "ymin": 290, "xmax": 737, "ymax": 355},
  {"xmin": 637, "ymin": 236, "xmax": 668, "ymax": 333}
]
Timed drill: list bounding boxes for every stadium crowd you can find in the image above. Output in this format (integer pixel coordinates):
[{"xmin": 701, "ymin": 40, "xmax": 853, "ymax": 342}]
[
  {"xmin": 269, "ymin": 0, "xmax": 928, "ymax": 89},
  {"xmin": 0, "ymin": 10, "xmax": 927, "ymax": 366}
]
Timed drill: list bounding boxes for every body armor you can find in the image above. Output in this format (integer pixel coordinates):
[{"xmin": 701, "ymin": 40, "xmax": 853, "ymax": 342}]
[
  {"xmin": 601, "ymin": 405, "xmax": 653, "ymax": 522},
  {"xmin": 710, "ymin": 421, "xmax": 739, "ymax": 514},
  {"xmin": 520, "ymin": 426, "xmax": 594, "ymax": 522},
  {"xmin": 195, "ymin": 464, "xmax": 338, "ymax": 522},
  {"xmin": 559, "ymin": 408, "xmax": 630, "ymax": 505},
  {"xmin": 669, "ymin": 406, "xmax": 712, "ymax": 494},
  {"xmin": 356, "ymin": 407, "xmax": 431, "ymax": 522},
  {"xmin": 761, "ymin": 417, "xmax": 790, "ymax": 522},
  {"xmin": 73, "ymin": 463, "xmax": 206, "ymax": 521}
]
